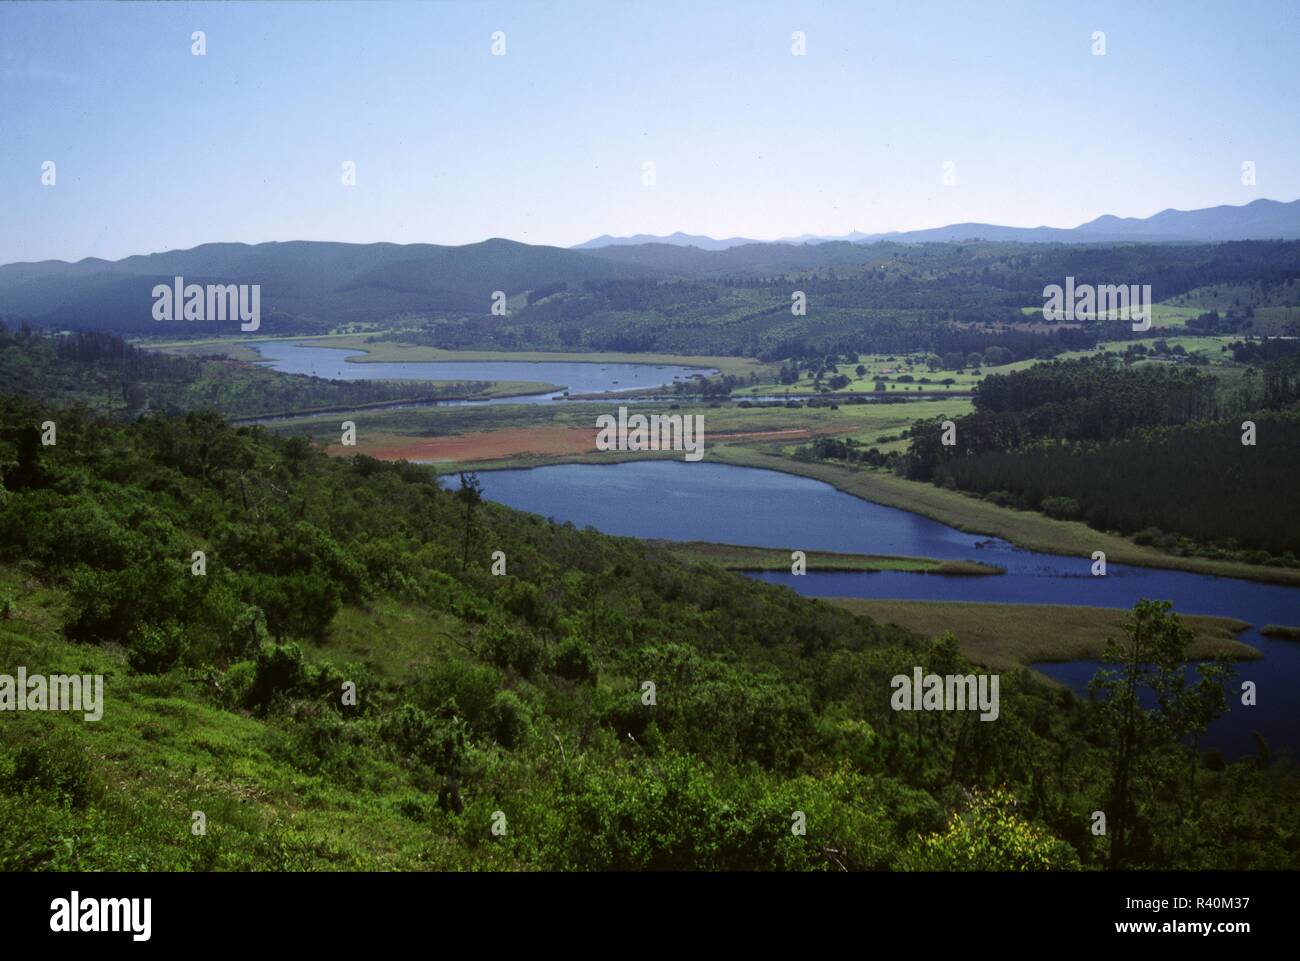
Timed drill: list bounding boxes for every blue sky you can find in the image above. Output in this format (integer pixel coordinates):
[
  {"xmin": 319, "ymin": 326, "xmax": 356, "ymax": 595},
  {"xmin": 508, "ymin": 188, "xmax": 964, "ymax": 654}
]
[{"xmin": 2, "ymin": 0, "xmax": 1298, "ymax": 263}]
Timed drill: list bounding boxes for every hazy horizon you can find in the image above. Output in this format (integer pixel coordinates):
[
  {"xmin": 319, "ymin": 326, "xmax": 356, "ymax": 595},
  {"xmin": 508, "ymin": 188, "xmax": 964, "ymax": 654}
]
[
  {"xmin": 3, "ymin": 0, "xmax": 1299, "ymax": 263},
  {"xmin": 5, "ymin": 194, "xmax": 1300, "ymax": 269}
]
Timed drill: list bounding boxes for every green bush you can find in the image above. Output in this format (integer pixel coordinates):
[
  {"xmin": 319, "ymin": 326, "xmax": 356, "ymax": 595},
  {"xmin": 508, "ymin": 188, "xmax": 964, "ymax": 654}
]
[
  {"xmin": 127, "ymin": 621, "xmax": 188, "ymax": 674},
  {"xmin": 552, "ymin": 635, "xmax": 597, "ymax": 683},
  {"xmin": 495, "ymin": 578, "xmax": 553, "ymax": 629},
  {"xmin": 3, "ymin": 727, "xmax": 103, "ymax": 809},
  {"xmin": 414, "ymin": 658, "xmax": 502, "ymax": 730},
  {"xmin": 898, "ymin": 789, "xmax": 1081, "ymax": 871},
  {"xmin": 486, "ymin": 690, "xmax": 530, "ymax": 749},
  {"xmin": 246, "ymin": 642, "xmax": 306, "ymax": 710},
  {"xmin": 478, "ymin": 621, "xmax": 543, "ymax": 677},
  {"xmin": 379, "ymin": 704, "xmax": 466, "ymax": 775},
  {"xmin": 221, "ymin": 660, "xmax": 257, "ymax": 709},
  {"xmin": 64, "ymin": 560, "xmax": 189, "ymax": 646},
  {"xmin": 1041, "ymin": 496, "xmax": 1082, "ymax": 521}
]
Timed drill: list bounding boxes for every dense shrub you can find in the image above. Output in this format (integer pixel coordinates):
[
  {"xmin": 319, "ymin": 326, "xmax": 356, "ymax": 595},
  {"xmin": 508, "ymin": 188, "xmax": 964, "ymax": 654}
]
[
  {"xmin": 379, "ymin": 704, "xmax": 466, "ymax": 775},
  {"xmin": 246, "ymin": 642, "xmax": 307, "ymax": 710},
  {"xmin": 552, "ymin": 634, "xmax": 597, "ymax": 683},
  {"xmin": 487, "ymin": 690, "xmax": 531, "ymax": 749},
  {"xmin": 2, "ymin": 728, "xmax": 102, "ymax": 809},
  {"xmin": 127, "ymin": 621, "xmax": 188, "ymax": 674},
  {"xmin": 478, "ymin": 621, "xmax": 543, "ymax": 677}
]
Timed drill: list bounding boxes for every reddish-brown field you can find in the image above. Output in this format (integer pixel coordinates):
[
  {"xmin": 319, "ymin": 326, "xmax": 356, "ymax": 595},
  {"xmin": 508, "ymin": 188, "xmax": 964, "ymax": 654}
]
[{"xmin": 331, "ymin": 425, "xmax": 838, "ymax": 463}]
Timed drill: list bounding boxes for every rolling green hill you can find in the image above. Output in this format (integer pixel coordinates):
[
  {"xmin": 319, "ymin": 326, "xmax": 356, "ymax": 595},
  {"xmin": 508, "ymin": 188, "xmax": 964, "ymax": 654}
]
[
  {"xmin": 1, "ymin": 381, "xmax": 1297, "ymax": 870},
  {"xmin": 0, "ymin": 239, "xmax": 653, "ymax": 336}
]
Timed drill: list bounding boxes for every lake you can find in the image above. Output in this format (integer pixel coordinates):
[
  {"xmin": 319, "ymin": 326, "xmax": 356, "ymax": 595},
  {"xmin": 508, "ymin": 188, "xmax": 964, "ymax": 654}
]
[
  {"xmin": 247, "ymin": 340, "xmax": 715, "ymax": 404},
  {"xmin": 457, "ymin": 459, "xmax": 1300, "ymax": 759}
]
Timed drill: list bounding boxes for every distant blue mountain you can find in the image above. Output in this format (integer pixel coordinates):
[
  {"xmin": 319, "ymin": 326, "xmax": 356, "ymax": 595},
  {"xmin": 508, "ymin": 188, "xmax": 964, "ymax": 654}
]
[
  {"xmin": 574, "ymin": 198, "xmax": 1300, "ymax": 249},
  {"xmin": 572, "ymin": 232, "xmax": 765, "ymax": 251}
]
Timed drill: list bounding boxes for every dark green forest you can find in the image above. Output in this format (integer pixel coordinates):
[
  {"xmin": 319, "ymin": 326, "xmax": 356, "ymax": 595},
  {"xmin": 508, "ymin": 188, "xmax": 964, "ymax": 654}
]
[
  {"xmin": 1, "ymin": 392, "xmax": 1296, "ymax": 870},
  {"xmin": 904, "ymin": 356, "xmax": 1300, "ymax": 559}
]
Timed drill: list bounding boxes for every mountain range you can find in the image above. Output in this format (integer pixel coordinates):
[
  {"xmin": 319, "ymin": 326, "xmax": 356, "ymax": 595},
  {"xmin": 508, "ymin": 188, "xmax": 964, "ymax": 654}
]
[
  {"xmin": 574, "ymin": 198, "xmax": 1300, "ymax": 249},
  {"xmin": 3, "ymin": 199, "xmax": 1298, "ymax": 334},
  {"xmin": 0, "ymin": 239, "xmax": 647, "ymax": 333}
]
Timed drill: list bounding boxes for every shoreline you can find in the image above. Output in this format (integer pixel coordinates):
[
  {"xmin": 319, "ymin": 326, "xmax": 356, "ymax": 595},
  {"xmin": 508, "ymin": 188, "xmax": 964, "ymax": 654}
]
[
  {"xmin": 710, "ymin": 445, "xmax": 1300, "ymax": 589},
  {"xmin": 652, "ymin": 540, "xmax": 1003, "ymax": 576},
  {"xmin": 422, "ymin": 445, "xmax": 1300, "ymax": 588}
]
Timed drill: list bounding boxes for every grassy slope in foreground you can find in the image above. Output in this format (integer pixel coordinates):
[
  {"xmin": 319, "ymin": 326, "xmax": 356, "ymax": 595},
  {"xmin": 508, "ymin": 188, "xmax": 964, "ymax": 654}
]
[
  {"xmin": 656, "ymin": 540, "xmax": 1002, "ymax": 575},
  {"xmin": 825, "ymin": 598, "xmax": 1258, "ymax": 674},
  {"xmin": 0, "ymin": 567, "xmax": 500, "ymax": 870},
  {"xmin": 712, "ymin": 444, "xmax": 1300, "ymax": 588}
]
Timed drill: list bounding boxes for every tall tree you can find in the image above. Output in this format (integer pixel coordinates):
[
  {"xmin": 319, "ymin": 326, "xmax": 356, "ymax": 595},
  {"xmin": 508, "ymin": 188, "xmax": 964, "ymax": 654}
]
[
  {"xmin": 1090, "ymin": 599, "xmax": 1231, "ymax": 868},
  {"xmin": 457, "ymin": 472, "xmax": 483, "ymax": 572}
]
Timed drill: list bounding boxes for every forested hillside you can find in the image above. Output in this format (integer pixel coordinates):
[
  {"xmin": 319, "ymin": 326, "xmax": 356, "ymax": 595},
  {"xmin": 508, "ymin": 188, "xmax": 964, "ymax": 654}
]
[
  {"xmin": 0, "ymin": 326, "xmax": 493, "ymax": 418},
  {"xmin": 1, "ymin": 393, "xmax": 1296, "ymax": 870},
  {"xmin": 6, "ymin": 240, "xmax": 1299, "ymax": 357},
  {"xmin": 378, "ymin": 241, "xmax": 1300, "ymax": 359},
  {"xmin": 0, "ymin": 239, "xmax": 647, "ymax": 335}
]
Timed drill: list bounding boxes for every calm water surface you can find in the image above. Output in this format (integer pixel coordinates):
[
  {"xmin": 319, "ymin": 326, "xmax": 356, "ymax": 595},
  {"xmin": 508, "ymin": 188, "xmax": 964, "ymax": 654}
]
[{"xmin": 247, "ymin": 340, "xmax": 714, "ymax": 405}]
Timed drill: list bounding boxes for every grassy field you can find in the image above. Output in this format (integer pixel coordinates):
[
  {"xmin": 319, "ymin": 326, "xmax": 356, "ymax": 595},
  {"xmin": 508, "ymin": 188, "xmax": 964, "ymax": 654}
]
[
  {"xmin": 262, "ymin": 390, "xmax": 971, "ymax": 461},
  {"xmin": 311, "ymin": 597, "xmax": 466, "ymax": 681},
  {"xmin": 824, "ymin": 598, "xmax": 1258, "ymax": 674},
  {"xmin": 224, "ymin": 381, "xmax": 567, "ymax": 423},
  {"xmin": 263, "ymin": 392, "xmax": 977, "ymax": 462},
  {"xmin": 1018, "ymin": 303, "xmax": 1201, "ymax": 329},
  {"xmin": 156, "ymin": 342, "xmax": 268, "ymax": 362},
  {"xmin": 800, "ymin": 396, "xmax": 973, "ymax": 453},
  {"xmin": 654, "ymin": 540, "xmax": 1002, "ymax": 575},
  {"xmin": 739, "ymin": 352, "xmax": 987, "ymax": 397},
  {"xmin": 264, "ymin": 394, "xmax": 863, "ymax": 444},
  {"xmin": 734, "ymin": 332, "xmax": 1241, "ymax": 404},
  {"xmin": 144, "ymin": 331, "xmax": 371, "ymax": 357}
]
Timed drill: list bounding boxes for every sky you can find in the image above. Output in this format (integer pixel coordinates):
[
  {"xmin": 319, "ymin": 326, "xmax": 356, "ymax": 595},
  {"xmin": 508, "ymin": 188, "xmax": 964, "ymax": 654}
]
[{"xmin": 2, "ymin": 0, "xmax": 1299, "ymax": 264}]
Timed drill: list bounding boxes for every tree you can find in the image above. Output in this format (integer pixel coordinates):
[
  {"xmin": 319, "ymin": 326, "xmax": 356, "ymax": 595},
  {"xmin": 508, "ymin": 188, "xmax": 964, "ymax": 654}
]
[
  {"xmin": 983, "ymin": 345, "xmax": 1012, "ymax": 367},
  {"xmin": 457, "ymin": 472, "xmax": 483, "ymax": 572},
  {"xmin": 1089, "ymin": 599, "xmax": 1231, "ymax": 868}
]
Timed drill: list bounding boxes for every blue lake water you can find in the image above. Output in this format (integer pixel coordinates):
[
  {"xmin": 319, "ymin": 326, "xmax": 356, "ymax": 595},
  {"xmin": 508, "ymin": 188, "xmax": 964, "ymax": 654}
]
[
  {"xmin": 246, "ymin": 340, "xmax": 714, "ymax": 404},
  {"xmin": 458, "ymin": 459, "xmax": 1300, "ymax": 759}
]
